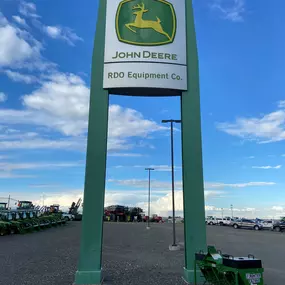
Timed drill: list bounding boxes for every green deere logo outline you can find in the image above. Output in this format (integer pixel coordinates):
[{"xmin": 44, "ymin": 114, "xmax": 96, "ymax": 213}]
[{"xmin": 115, "ymin": 0, "xmax": 177, "ymax": 46}]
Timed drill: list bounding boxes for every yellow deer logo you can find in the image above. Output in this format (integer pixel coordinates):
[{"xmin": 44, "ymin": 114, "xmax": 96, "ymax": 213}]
[{"xmin": 125, "ymin": 2, "xmax": 171, "ymax": 40}]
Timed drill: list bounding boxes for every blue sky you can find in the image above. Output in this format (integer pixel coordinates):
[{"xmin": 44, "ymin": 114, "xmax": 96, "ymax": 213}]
[{"xmin": 0, "ymin": 0, "xmax": 285, "ymax": 218}]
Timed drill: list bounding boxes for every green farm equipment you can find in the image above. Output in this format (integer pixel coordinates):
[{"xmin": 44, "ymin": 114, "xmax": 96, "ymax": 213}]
[
  {"xmin": 0, "ymin": 221, "xmax": 10, "ymax": 236},
  {"xmin": 195, "ymin": 246, "xmax": 264, "ymax": 285},
  {"xmin": 0, "ymin": 211, "xmax": 26, "ymax": 234},
  {"xmin": 0, "ymin": 199, "xmax": 68, "ymax": 236},
  {"xmin": 0, "ymin": 203, "xmax": 16, "ymax": 235}
]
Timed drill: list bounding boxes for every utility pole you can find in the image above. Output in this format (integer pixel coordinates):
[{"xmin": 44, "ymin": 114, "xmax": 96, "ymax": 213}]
[
  {"xmin": 145, "ymin": 168, "xmax": 154, "ymax": 229},
  {"xmin": 162, "ymin": 119, "xmax": 181, "ymax": 250},
  {"xmin": 42, "ymin": 192, "xmax": 45, "ymax": 207},
  {"xmin": 7, "ymin": 195, "xmax": 10, "ymax": 209}
]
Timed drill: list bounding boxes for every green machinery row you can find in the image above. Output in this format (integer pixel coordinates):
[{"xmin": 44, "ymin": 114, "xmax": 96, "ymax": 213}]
[
  {"xmin": 0, "ymin": 201, "xmax": 67, "ymax": 236},
  {"xmin": 195, "ymin": 246, "xmax": 264, "ymax": 285}
]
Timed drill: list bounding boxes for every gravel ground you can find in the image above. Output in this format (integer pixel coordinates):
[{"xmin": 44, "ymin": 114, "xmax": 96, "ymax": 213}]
[{"xmin": 0, "ymin": 222, "xmax": 284, "ymax": 285}]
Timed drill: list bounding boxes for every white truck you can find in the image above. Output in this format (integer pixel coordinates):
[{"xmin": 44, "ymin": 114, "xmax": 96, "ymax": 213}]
[
  {"xmin": 61, "ymin": 212, "xmax": 74, "ymax": 221},
  {"xmin": 220, "ymin": 216, "xmax": 234, "ymax": 226},
  {"xmin": 206, "ymin": 216, "xmax": 233, "ymax": 226},
  {"xmin": 206, "ymin": 216, "xmax": 217, "ymax": 225}
]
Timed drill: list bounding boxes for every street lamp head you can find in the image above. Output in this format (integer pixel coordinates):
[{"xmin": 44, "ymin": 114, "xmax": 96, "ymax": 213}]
[
  {"xmin": 161, "ymin": 119, "xmax": 181, "ymax": 124},
  {"xmin": 145, "ymin": 168, "xmax": 155, "ymax": 171}
]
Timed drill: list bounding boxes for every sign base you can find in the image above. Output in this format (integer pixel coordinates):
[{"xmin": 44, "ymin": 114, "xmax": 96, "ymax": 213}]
[
  {"xmin": 183, "ymin": 267, "xmax": 205, "ymax": 284},
  {"xmin": 74, "ymin": 270, "xmax": 103, "ymax": 285}
]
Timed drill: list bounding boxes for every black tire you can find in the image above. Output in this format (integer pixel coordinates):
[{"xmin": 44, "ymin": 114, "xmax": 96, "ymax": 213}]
[
  {"xmin": 209, "ymin": 222, "xmax": 213, "ymax": 225},
  {"xmin": 233, "ymin": 224, "xmax": 238, "ymax": 229},
  {"xmin": 10, "ymin": 228, "xmax": 16, "ymax": 235},
  {"xmin": 254, "ymin": 225, "xmax": 260, "ymax": 231},
  {"xmin": 64, "ymin": 216, "xmax": 70, "ymax": 221},
  {"xmin": 274, "ymin": 226, "xmax": 281, "ymax": 232},
  {"xmin": 0, "ymin": 229, "xmax": 6, "ymax": 236},
  {"xmin": 219, "ymin": 222, "xmax": 224, "ymax": 226}
]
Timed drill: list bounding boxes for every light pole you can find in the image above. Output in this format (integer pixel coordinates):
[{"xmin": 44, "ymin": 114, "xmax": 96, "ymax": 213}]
[
  {"xmin": 230, "ymin": 204, "xmax": 233, "ymax": 219},
  {"xmin": 145, "ymin": 168, "xmax": 154, "ymax": 229},
  {"xmin": 7, "ymin": 195, "xmax": 10, "ymax": 209},
  {"xmin": 162, "ymin": 119, "xmax": 181, "ymax": 250},
  {"xmin": 221, "ymin": 208, "xmax": 224, "ymax": 220}
]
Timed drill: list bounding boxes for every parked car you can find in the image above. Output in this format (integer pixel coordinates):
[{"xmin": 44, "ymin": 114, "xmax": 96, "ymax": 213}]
[
  {"xmin": 257, "ymin": 219, "xmax": 273, "ymax": 229},
  {"xmin": 272, "ymin": 220, "xmax": 285, "ymax": 232},
  {"xmin": 231, "ymin": 218, "xmax": 263, "ymax": 231}
]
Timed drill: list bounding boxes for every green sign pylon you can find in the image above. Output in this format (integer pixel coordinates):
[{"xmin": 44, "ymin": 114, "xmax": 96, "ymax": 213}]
[
  {"xmin": 74, "ymin": 0, "xmax": 206, "ymax": 284},
  {"xmin": 74, "ymin": 0, "xmax": 108, "ymax": 284},
  {"xmin": 181, "ymin": 0, "xmax": 207, "ymax": 283}
]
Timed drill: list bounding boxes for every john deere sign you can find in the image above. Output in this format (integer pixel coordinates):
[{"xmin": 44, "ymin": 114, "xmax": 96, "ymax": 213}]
[
  {"xmin": 116, "ymin": 0, "xmax": 176, "ymax": 46},
  {"xmin": 75, "ymin": 0, "xmax": 207, "ymax": 284},
  {"xmin": 104, "ymin": 0, "xmax": 187, "ymax": 91}
]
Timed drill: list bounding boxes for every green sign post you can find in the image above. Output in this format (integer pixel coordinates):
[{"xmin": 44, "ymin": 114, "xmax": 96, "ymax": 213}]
[{"xmin": 74, "ymin": 0, "xmax": 206, "ymax": 284}]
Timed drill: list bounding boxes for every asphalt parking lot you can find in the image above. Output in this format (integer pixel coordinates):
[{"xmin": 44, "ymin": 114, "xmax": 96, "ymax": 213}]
[{"xmin": 0, "ymin": 222, "xmax": 284, "ymax": 285}]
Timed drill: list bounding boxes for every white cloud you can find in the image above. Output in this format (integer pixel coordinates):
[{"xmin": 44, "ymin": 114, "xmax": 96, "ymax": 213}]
[
  {"xmin": 0, "ymin": 137, "xmax": 85, "ymax": 151},
  {"xmin": 12, "ymin": 15, "xmax": 28, "ymax": 27},
  {"xmin": 19, "ymin": 1, "xmax": 40, "ymax": 18},
  {"xmin": 204, "ymin": 181, "xmax": 276, "ymax": 188},
  {"xmin": 0, "ymin": 92, "xmax": 7, "ymax": 102},
  {"xmin": 3, "ymin": 70, "xmax": 37, "ymax": 84},
  {"xmin": 18, "ymin": 2, "xmax": 82, "ymax": 46},
  {"xmin": 0, "ymin": 11, "xmax": 51, "ymax": 70},
  {"xmin": 0, "ymin": 173, "xmax": 35, "ymax": 178},
  {"xmin": 252, "ymin": 165, "xmax": 282, "ymax": 170},
  {"xmin": 0, "ymin": 161, "xmax": 82, "ymax": 171},
  {"xmin": 0, "ymin": 155, "xmax": 9, "ymax": 160},
  {"xmin": 272, "ymin": 206, "xmax": 284, "ymax": 212},
  {"xmin": 0, "ymin": 16, "xmax": 34, "ymax": 66},
  {"xmin": 109, "ymin": 179, "xmax": 276, "ymax": 190},
  {"xmin": 107, "ymin": 179, "xmax": 183, "ymax": 189},
  {"xmin": 0, "ymin": 160, "xmax": 82, "ymax": 180},
  {"xmin": 278, "ymin": 100, "xmax": 285, "ymax": 108},
  {"xmin": 217, "ymin": 105, "xmax": 285, "ymax": 143},
  {"xmin": 108, "ymin": 153, "xmax": 144, "ymax": 157},
  {"xmin": 138, "ymin": 190, "xmax": 224, "ymax": 216},
  {"xmin": 248, "ymin": 156, "xmax": 255, "ymax": 159},
  {"xmin": 210, "ymin": 0, "xmax": 245, "ymax": 22},
  {"xmin": 43, "ymin": 25, "xmax": 83, "ymax": 46},
  {"xmin": 28, "ymin": 183, "xmax": 60, "ymax": 188},
  {"xmin": 0, "ymin": 72, "xmax": 165, "ymax": 152}
]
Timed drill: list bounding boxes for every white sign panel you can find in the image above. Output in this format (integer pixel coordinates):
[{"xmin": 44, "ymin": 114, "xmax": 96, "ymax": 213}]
[{"xmin": 104, "ymin": 0, "xmax": 187, "ymax": 91}]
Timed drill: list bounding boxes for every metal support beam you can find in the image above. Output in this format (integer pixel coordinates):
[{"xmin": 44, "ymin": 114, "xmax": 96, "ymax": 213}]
[
  {"xmin": 74, "ymin": 0, "xmax": 108, "ymax": 283},
  {"xmin": 181, "ymin": 0, "xmax": 207, "ymax": 282}
]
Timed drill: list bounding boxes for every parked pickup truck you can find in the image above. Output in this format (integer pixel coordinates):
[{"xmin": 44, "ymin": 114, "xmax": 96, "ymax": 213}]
[
  {"xmin": 206, "ymin": 216, "xmax": 233, "ymax": 226},
  {"xmin": 61, "ymin": 212, "xmax": 74, "ymax": 221},
  {"xmin": 231, "ymin": 218, "xmax": 263, "ymax": 231},
  {"xmin": 206, "ymin": 216, "xmax": 217, "ymax": 225},
  {"xmin": 219, "ymin": 217, "xmax": 234, "ymax": 226}
]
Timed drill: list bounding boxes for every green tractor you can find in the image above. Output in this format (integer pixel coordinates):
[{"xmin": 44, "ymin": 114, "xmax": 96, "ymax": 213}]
[
  {"xmin": 17, "ymin": 201, "xmax": 41, "ymax": 231},
  {"xmin": 0, "ymin": 202, "xmax": 7, "ymax": 211}
]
